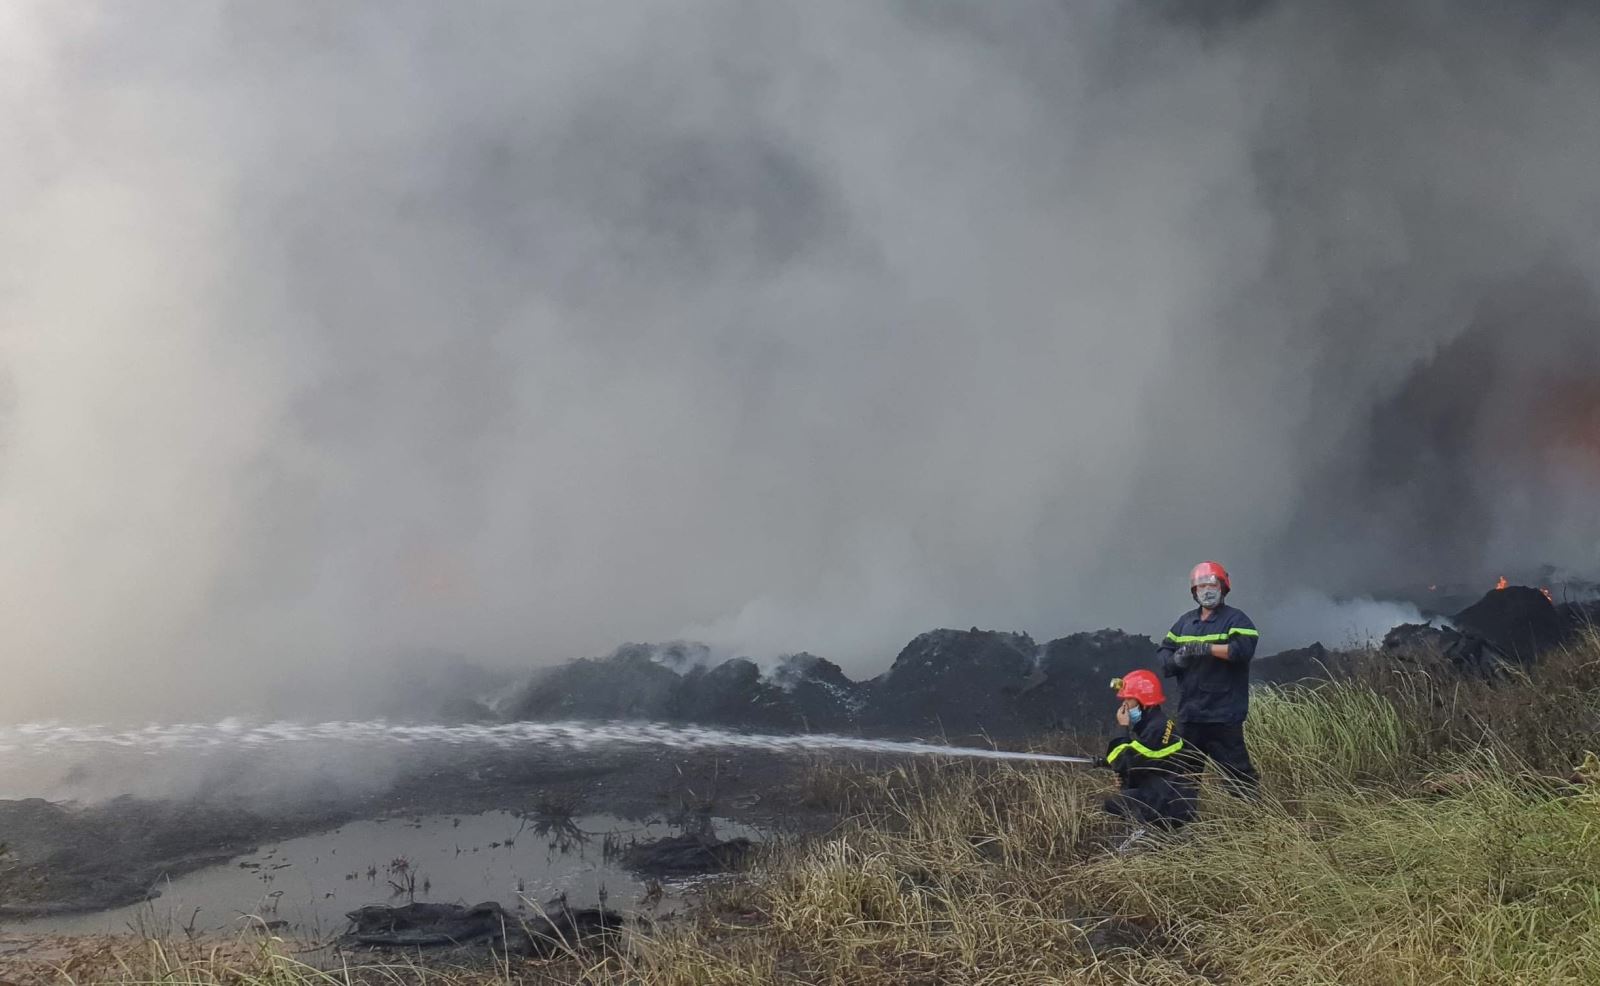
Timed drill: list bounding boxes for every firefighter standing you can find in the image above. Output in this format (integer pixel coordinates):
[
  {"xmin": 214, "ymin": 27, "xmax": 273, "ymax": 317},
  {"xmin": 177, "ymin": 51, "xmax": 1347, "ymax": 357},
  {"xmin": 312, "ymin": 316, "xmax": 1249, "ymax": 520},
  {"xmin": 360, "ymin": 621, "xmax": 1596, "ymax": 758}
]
[
  {"xmin": 1095, "ymin": 669, "xmax": 1203, "ymax": 828},
  {"xmin": 1157, "ymin": 561, "xmax": 1261, "ymax": 796}
]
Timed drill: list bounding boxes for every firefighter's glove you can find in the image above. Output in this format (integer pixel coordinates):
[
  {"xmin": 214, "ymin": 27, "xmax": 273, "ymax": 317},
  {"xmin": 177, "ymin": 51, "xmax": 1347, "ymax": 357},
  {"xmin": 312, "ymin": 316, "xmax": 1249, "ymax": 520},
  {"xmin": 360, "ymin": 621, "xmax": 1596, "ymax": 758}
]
[{"xmin": 1172, "ymin": 642, "xmax": 1211, "ymax": 668}]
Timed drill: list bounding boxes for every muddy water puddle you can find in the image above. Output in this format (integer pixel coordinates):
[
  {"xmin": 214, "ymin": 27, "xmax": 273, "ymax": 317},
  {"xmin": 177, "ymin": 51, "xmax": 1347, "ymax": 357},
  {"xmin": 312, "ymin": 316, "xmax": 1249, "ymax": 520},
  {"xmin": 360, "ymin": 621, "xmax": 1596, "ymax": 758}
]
[{"xmin": 8, "ymin": 811, "xmax": 760, "ymax": 939}]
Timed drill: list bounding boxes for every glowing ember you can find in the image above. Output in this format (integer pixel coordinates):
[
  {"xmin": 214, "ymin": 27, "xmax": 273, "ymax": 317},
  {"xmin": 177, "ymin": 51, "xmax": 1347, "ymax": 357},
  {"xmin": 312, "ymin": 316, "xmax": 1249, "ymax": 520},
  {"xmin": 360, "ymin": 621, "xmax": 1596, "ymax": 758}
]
[
  {"xmin": 1496, "ymin": 576, "xmax": 1509, "ymax": 591},
  {"xmin": 1541, "ymin": 587, "xmax": 1554, "ymax": 603}
]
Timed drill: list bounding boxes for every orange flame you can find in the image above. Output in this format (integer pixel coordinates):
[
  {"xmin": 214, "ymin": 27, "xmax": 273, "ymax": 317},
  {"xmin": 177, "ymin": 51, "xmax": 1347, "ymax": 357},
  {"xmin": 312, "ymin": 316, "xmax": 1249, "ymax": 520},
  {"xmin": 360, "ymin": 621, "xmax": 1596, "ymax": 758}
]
[
  {"xmin": 1495, "ymin": 576, "xmax": 1509, "ymax": 591},
  {"xmin": 1541, "ymin": 587, "xmax": 1554, "ymax": 603}
]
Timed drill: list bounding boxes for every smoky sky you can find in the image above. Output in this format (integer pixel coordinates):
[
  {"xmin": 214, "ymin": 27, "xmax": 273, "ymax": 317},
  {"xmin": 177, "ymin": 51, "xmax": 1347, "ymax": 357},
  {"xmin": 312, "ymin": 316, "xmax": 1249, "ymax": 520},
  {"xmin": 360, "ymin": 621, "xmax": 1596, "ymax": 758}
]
[{"xmin": 3, "ymin": 1, "xmax": 1599, "ymax": 722}]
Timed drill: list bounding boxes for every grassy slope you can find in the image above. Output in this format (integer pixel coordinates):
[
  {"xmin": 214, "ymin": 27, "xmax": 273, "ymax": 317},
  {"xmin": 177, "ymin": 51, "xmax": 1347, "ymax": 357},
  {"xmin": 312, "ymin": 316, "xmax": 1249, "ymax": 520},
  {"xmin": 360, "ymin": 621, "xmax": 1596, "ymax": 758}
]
[{"xmin": 20, "ymin": 636, "xmax": 1600, "ymax": 985}]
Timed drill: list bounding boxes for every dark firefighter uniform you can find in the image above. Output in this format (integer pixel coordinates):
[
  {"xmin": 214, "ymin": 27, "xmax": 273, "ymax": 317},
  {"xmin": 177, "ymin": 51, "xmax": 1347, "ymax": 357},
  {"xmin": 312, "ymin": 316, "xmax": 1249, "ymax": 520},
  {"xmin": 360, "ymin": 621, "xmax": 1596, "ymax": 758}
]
[
  {"xmin": 1157, "ymin": 602, "xmax": 1261, "ymax": 794},
  {"xmin": 1099, "ymin": 706, "xmax": 1204, "ymax": 828}
]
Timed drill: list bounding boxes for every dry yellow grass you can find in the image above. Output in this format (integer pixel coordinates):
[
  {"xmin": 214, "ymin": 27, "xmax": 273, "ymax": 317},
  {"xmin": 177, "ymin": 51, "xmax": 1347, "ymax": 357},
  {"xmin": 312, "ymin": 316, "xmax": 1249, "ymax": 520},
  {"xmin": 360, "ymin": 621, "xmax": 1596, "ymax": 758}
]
[{"xmin": 16, "ymin": 639, "xmax": 1600, "ymax": 985}]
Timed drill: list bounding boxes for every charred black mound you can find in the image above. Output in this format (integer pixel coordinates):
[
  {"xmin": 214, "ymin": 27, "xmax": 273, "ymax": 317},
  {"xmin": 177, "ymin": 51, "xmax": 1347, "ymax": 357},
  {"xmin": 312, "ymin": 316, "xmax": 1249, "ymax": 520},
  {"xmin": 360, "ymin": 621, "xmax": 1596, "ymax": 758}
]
[
  {"xmin": 769, "ymin": 652, "xmax": 867, "ymax": 730},
  {"xmin": 504, "ymin": 628, "xmax": 1152, "ymax": 738},
  {"xmin": 1371, "ymin": 586, "xmax": 1577, "ymax": 678},
  {"xmin": 503, "ymin": 644, "xmax": 865, "ymax": 730},
  {"xmin": 1252, "ymin": 642, "xmax": 1336, "ymax": 685},
  {"xmin": 852, "ymin": 627, "xmax": 1163, "ymax": 737},
  {"xmin": 674, "ymin": 658, "xmax": 798, "ymax": 729},
  {"xmin": 502, "ymin": 628, "xmax": 1164, "ymax": 739},
  {"xmin": 343, "ymin": 900, "xmax": 623, "ymax": 954},
  {"xmin": 861, "ymin": 628, "xmax": 1037, "ymax": 735},
  {"xmin": 621, "ymin": 833, "xmax": 754, "ymax": 876},
  {"xmin": 1016, "ymin": 630, "xmax": 1159, "ymax": 728},
  {"xmin": 1381, "ymin": 622, "xmax": 1510, "ymax": 678},
  {"xmin": 1452, "ymin": 587, "xmax": 1565, "ymax": 662},
  {"xmin": 506, "ymin": 645, "xmax": 683, "ymax": 721},
  {"xmin": 497, "ymin": 585, "xmax": 1594, "ymax": 741}
]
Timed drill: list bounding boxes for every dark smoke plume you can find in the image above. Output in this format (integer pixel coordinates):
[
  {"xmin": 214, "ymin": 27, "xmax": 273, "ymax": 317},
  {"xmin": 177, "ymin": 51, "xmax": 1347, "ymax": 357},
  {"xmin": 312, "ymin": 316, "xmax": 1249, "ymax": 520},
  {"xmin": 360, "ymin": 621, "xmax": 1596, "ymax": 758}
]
[{"xmin": 2, "ymin": 1, "xmax": 1598, "ymax": 721}]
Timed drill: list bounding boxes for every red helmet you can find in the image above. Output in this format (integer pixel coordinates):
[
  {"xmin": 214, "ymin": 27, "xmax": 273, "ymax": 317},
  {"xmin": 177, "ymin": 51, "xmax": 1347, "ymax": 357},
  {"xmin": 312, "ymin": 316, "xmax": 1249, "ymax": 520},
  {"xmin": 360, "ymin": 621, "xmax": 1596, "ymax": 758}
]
[
  {"xmin": 1113, "ymin": 669, "xmax": 1165, "ymax": 707},
  {"xmin": 1190, "ymin": 560, "xmax": 1231, "ymax": 596}
]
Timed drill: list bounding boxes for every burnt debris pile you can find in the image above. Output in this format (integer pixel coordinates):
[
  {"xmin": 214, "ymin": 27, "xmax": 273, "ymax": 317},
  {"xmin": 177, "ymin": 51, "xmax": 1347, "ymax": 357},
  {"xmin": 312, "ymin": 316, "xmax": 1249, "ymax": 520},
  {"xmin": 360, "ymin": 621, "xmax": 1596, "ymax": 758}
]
[
  {"xmin": 501, "ymin": 628, "xmax": 1162, "ymax": 739},
  {"xmin": 1378, "ymin": 622, "xmax": 1512, "ymax": 678},
  {"xmin": 503, "ymin": 643, "xmax": 866, "ymax": 731},
  {"xmin": 506, "ymin": 643, "xmax": 691, "ymax": 722},
  {"xmin": 1261, "ymin": 583, "xmax": 1596, "ymax": 684},
  {"xmin": 1251, "ymin": 642, "xmax": 1345, "ymax": 684},
  {"xmin": 1374, "ymin": 585, "xmax": 1584, "ymax": 678},
  {"xmin": 491, "ymin": 584, "xmax": 1596, "ymax": 739},
  {"xmin": 859, "ymin": 629, "xmax": 1037, "ymax": 735},
  {"xmin": 1015, "ymin": 630, "xmax": 1161, "ymax": 728},
  {"xmin": 1453, "ymin": 586, "xmax": 1568, "ymax": 662}
]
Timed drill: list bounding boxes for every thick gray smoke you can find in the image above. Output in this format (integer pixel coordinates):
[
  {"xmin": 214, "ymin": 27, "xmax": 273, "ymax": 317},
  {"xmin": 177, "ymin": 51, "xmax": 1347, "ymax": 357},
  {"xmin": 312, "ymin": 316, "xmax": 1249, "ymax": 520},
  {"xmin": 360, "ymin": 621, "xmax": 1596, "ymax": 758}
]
[{"xmin": 3, "ymin": 1, "xmax": 1599, "ymax": 722}]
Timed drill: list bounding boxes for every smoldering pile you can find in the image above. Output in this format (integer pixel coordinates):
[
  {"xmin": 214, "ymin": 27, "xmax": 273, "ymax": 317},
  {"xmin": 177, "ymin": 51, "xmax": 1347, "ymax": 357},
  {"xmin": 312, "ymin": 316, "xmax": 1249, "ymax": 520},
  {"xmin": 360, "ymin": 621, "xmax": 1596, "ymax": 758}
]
[
  {"xmin": 478, "ymin": 583, "xmax": 1597, "ymax": 739},
  {"xmin": 492, "ymin": 631, "xmax": 1151, "ymax": 740}
]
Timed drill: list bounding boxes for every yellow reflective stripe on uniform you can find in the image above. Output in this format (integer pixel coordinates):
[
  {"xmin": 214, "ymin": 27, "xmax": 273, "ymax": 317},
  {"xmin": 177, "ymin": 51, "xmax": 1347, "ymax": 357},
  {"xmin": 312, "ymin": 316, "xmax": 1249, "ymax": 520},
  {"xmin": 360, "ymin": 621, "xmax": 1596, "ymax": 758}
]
[
  {"xmin": 1135, "ymin": 739, "xmax": 1185, "ymax": 758},
  {"xmin": 1105, "ymin": 738, "xmax": 1185, "ymax": 762},
  {"xmin": 1165, "ymin": 628, "xmax": 1259, "ymax": 644}
]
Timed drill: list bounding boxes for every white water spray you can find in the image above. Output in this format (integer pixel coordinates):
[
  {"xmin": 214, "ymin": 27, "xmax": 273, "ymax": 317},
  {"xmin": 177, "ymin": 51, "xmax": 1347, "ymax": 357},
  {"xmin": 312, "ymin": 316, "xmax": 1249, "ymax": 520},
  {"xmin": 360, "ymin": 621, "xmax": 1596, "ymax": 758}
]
[{"xmin": 0, "ymin": 719, "xmax": 1093, "ymax": 764}]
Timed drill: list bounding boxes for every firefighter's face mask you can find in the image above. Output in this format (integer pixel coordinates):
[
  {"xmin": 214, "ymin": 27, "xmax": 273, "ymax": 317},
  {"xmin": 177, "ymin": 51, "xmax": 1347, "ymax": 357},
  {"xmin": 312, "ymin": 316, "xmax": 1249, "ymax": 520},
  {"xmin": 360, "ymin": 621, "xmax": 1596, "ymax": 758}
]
[{"xmin": 1194, "ymin": 579, "xmax": 1224, "ymax": 609}]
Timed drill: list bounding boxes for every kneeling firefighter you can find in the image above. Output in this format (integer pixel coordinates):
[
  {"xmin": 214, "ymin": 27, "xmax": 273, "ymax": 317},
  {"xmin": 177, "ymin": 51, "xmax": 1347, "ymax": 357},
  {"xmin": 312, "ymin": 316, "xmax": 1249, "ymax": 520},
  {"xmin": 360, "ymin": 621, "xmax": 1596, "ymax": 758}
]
[{"xmin": 1095, "ymin": 670, "xmax": 1204, "ymax": 829}]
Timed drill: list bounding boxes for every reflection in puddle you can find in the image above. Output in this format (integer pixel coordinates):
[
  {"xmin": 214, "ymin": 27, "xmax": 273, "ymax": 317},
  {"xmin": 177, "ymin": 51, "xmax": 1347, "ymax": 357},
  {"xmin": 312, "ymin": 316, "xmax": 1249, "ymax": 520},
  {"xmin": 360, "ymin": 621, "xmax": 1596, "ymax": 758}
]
[{"xmin": 12, "ymin": 810, "xmax": 759, "ymax": 939}]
